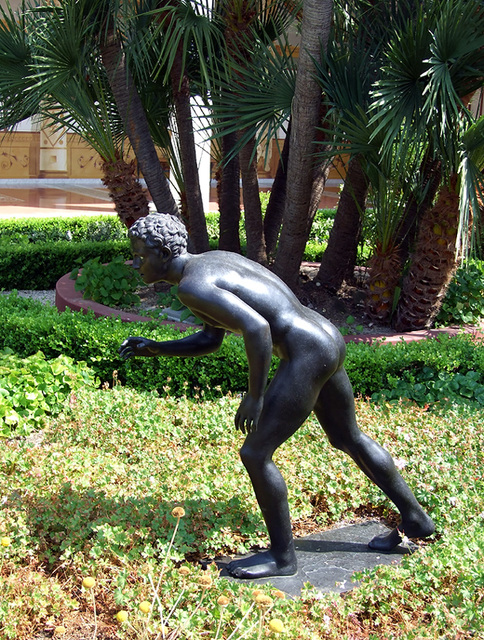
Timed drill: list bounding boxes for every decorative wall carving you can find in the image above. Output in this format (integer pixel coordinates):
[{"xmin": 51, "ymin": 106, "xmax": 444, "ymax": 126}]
[{"xmin": 0, "ymin": 132, "xmax": 39, "ymax": 178}]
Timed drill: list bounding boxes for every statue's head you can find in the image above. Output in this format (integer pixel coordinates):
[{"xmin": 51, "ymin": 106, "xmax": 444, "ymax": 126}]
[{"xmin": 128, "ymin": 213, "xmax": 188, "ymax": 258}]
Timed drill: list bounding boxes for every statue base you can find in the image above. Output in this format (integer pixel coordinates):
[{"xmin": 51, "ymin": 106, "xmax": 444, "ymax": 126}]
[{"xmin": 216, "ymin": 520, "xmax": 415, "ymax": 597}]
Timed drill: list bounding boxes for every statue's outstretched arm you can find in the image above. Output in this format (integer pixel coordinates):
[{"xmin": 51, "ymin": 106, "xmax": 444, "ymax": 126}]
[{"xmin": 118, "ymin": 324, "xmax": 225, "ymax": 360}]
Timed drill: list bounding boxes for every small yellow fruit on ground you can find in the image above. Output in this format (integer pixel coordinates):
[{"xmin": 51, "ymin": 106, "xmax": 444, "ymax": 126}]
[
  {"xmin": 82, "ymin": 576, "xmax": 96, "ymax": 589},
  {"xmin": 54, "ymin": 626, "xmax": 67, "ymax": 636},
  {"xmin": 116, "ymin": 610, "xmax": 129, "ymax": 623},
  {"xmin": 269, "ymin": 618, "xmax": 285, "ymax": 634},
  {"xmin": 217, "ymin": 595, "xmax": 230, "ymax": 607},
  {"xmin": 139, "ymin": 600, "xmax": 151, "ymax": 614},
  {"xmin": 1, "ymin": 537, "xmax": 11, "ymax": 547}
]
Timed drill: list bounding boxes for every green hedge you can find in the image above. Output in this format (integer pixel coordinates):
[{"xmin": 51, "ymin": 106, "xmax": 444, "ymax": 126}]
[
  {"xmin": 0, "ymin": 240, "xmax": 131, "ymax": 289},
  {"xmin": 0, "ymin": 293, "xmax": 254, "ymax": 395},
  {"xmin": 0, "ymin": 215, "xmax": 130, "ymax": 289},
  {"xmin": 1, "ymin": 293, "xmax": 483, "ymax": 404},
  {"xmin": 345, "ymin": 335, "xmax": 484, "ymax": 399},
  {"xmin": 0, "ymin": 214, "xmax": 126, "ymax": 243}
]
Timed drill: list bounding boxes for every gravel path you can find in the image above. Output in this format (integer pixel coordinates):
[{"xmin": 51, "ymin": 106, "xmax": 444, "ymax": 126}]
[{"xmin": 1, "ymin": 289, "xmax": 56, "ymax": 305}]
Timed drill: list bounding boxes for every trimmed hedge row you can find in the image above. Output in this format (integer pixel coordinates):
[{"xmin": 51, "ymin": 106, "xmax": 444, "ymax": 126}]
[
  {"xmin": 0, "ymin": 293, "xmax": 253, "ymax": 396},
  {"xmin": 0, "ymin": 240, "xmax": 131, "ymax": 289},
  {"xmin": 1, "ymin": 292, "xmax": 483, "ymax": 401},
  {"xmin": 0, "ymin": 214, "xmax": 125, "ymax": 242},
  {"xmin": 0, "ymin": 214, "xmax": 130, "ymax": 289}
]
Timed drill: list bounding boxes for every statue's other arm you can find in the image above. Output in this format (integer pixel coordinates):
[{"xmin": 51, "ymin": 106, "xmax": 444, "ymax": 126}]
[{"xmin": 178, "ymin": 284, "xmax": 273, "ymax": 433}]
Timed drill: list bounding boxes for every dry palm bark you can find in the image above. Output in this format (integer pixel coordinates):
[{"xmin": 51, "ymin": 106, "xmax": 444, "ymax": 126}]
[
  {"xmin": 394, "ymin": 180, "xmax": 460, "ymax": 331},
  {"xmin": 101, "ymin": 155, "xmax": 150, "ymax": 228},
  {"xmin": 365, "ymin": 246, "xmax": 402, "ymax": 324}
]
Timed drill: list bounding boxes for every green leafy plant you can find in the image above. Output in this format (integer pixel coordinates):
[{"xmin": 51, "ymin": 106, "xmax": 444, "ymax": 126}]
[
  {"xmin": 437, "ymin": 259, "xmax": 484, "ymax": 326},
  {"xmin": 0, "ymin": 348, "xmax": 96, "ymax": 437},
  {"xmin": 157, "ymin": 285, "xmax": 202, "ymax": 324},
  {"xmin": 338, "ymin": 315, "xmax": 364, "ymax": 336},
  {"xmin": 372, "ymin": 366, "xmax": 484, "ymax": 407},
  {"xmin": 70, "ymin": 256, "xmax": 143, "ymax": 308},
  {"xmin": 0, "ymin": 387, "xmax": 483, "ymax": 639}
]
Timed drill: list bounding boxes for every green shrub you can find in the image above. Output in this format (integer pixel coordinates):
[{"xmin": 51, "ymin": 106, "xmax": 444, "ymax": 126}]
[
  {"xmin": 0, "ymin": 348, "xmax": 96, "ymax": 437},
  {"xmin": 1, "ymin": 292, "xmax": 484, "ymax": 407},
  {"xmin": 437, "ymin": 259, "xmax": 484, "ymax": 326},
  {"xmin": 0, "ymin": 240, "xmax": 131, "ymax": 289},
  {"xmin": 70, "ymin": 256, "xmax": 143, "ymax": 308},
  {"xmin": 0, "ymin": 292, "xmax": 255, "ymax": 395},
  {"xmin": 345, "ymin": 334, "xmax": 484, "ymax": 405},
  {"xmin": 0, "ymin": 214, "xmax": 126, "ymax": 243}
]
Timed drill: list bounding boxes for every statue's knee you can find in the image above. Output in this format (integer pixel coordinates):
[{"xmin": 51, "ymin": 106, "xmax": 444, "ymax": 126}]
[
  {"xmin": 239, "ymin": 443, "xmax": 265, "ymax": 472},
  {"xmin": 327, "ymin": 434, "xmax": 347, "ymax": 452}
]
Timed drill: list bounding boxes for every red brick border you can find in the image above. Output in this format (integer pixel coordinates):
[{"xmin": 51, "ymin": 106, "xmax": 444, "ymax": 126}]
[{"xmin": 55, "ymin": 272, "xmax": 191, "ymax": 331}]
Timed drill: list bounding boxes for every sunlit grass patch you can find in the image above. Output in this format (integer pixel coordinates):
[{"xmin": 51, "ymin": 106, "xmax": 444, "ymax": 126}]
[{"xmin": 1, "ymin": 386, "xmax": 483, "ymax": 639}]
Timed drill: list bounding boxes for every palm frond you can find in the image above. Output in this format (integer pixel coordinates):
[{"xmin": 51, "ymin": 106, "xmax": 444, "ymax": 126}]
[
  {"xmin": 28, "ymin": 0, "xmax": 101, "ymax": 96},
  {"xmin": 369, "ymin": 10, "xmax": 432, "ymax": 154},
  {"xmin": 146, "ymin": 0, "xmax": 226, "ymax": 92},
  {"xmin": 209, "ymin": 34, "xmax": 296, "ymax": 161},
  {"xmin": 0, "ymin": 1, "xmax": 39, "ymax": 127}
]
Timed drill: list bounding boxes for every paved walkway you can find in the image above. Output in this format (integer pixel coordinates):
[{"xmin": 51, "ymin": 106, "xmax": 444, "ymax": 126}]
[
  {"xmin": 0, "ymin": 178, "xmax": 340, "ymax": 218},
  {"xmin": 0, "ymin": 179, "xmax": 119, "ymax": 218}
]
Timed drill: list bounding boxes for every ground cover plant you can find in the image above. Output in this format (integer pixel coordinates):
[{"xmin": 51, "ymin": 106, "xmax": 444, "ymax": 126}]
[{"xmin": 1, "ymin": 381, "xmax": 483, "ymax": 639}]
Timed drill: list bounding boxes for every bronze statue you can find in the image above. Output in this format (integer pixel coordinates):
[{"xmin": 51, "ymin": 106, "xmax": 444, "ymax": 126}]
[{"xmin": 119, "ymin": 213, "xmax": 434, "ymax": 579}]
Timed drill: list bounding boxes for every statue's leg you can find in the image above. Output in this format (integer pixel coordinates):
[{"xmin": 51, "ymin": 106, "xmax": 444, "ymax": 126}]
[
  {"xmin": 226, "ymin": 361, "xmax": 317, "ymax": 579},
  {"xmin": 314, "ymin": 367, "xmax": 434, "ymax": 551}
]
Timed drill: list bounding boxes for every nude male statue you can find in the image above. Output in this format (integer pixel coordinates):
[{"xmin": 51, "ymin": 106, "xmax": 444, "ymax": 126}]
[{"xmin": 118, "ymin": 212, "xmax": 435, "ymax": 580}]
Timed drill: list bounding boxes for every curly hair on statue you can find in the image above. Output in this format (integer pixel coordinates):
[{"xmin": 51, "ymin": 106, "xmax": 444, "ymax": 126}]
[{"xmin": 129, "ymin": 213, "xmax": 188, "ymax": 257}]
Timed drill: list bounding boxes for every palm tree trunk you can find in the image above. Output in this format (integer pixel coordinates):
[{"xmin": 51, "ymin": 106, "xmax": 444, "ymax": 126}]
[
  {"xmin": 273, "ymin": 0, "xmax": 333, "ymax": 288},
  {"xmin": 239, "ymin": 131, "xmax": 267, "ymax": 264},
  {"xmin": 317, "ymin": 155, "xmax": 368, "ymax": 291},
  {"xmin": 395, "ymin": 155, "xmax": 442, "ymax": 264},
  {"xmin": 365, "ymin": 244, "xmax": 402, "ymax": 324},
  {"xmin": 218, "ymin": 130, "xmax": 242, "ymax": 253},
  {"xmin": 263, "ymin": 121, "xmax": 291, "ymax": 257},
  {"xmin": 100, "ymin": 33, "xmax": 178, "ymax": 218},
  {"xmin": 171, "ymin": 45, "xmax": 210, "ymax": 253},
  {"xmin": 394, "ymin": 179, "xmax": 460, "ymax": 331},
  {"xmin": 101, "ymin": 155, "xmax": 150, "ymax": 228}
]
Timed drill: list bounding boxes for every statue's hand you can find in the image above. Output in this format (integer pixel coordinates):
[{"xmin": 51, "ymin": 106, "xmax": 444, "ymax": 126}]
[
  {"xmin": 118, "ymin": 337, "xmax": 159, "ymax": 359},
  {"xmin": 235, "ymin": 393, "xmax": 264, "ymax": 434}
]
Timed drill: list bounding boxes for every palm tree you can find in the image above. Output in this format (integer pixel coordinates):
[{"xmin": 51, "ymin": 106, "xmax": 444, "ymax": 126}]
[
  {"xmin": 96, "ymin": 0, "xmax": 179, "ymax": 218},
  {"xmin": 312, "ymin": 0, "xmax": 420, "ymax": 303},
  {"xmin": 313, "ymin": 0, "xmax": 484, "ymax": 327},
  {"xmin": 0, "ymin": 0, "xmax": 177, "ymax": 226},
  {"xmin": 208, "ymin": 0, "xmax": 300, "ymax": 262},
  {"xmin": 209, "ymin": 27, "xmax": 298, "ymax": 256},
  {"xmin": 370, "ymin": 0, "xmax": 484, "ymax": 329}
]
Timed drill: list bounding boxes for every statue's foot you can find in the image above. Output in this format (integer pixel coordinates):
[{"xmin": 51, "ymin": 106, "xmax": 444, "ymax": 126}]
[
  {"xmin": 226, "ymin": 550, "xmax": 297, "ymax": 580},
  {"xmin": 369, "ymin": 513, "xmax": 435, "ymax": 552}
]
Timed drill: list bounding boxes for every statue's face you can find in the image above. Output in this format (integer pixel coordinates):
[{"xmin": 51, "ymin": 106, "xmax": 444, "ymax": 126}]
[{"xmin": 130, "ymin": 236, "xmax": 169, "ymax": 284}]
